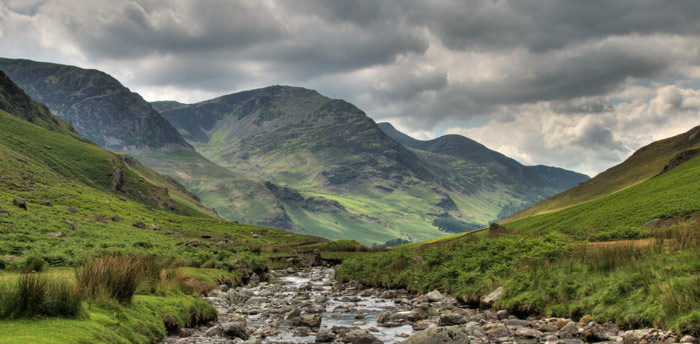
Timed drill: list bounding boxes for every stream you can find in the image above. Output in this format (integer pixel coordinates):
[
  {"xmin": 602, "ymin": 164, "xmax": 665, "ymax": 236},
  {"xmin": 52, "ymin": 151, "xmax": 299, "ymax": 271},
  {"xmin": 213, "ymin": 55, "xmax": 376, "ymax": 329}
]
[{"xmin": 161, "ymin": 266, "xmax": 687, "ymax": 344}]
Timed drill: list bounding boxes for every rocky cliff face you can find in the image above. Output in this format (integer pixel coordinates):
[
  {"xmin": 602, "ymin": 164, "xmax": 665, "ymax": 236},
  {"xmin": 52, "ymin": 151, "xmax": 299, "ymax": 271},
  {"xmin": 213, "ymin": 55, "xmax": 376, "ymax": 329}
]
[{"xmin": 0, "ymin": 58, "xmax": 192, "ymax": 154}]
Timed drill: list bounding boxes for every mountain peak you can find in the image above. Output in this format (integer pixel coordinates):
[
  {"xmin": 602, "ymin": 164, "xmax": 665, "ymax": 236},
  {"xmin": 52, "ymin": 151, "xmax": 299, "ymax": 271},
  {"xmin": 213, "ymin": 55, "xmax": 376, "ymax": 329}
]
[{"xmin": 0, "ymin": 57, "xmax": 193, "ymax": 153}]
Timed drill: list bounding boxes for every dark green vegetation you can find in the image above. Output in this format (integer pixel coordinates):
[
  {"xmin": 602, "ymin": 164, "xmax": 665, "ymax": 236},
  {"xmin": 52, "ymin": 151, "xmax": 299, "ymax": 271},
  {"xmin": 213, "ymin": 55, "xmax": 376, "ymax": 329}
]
[
  {"xmin": 154, "ymin": 86, "xmax": 587, "ymax": 244},
  {"xmin": 507, "ymin": 124, "xmax": 700, "ymax": 221},
  {"xmin": 337, "ymin": 136, "xmax": 700, "ymax": 335},
  {"xmin": 0, "ymin": 67, "xmax": 340, "ymax": 343}
]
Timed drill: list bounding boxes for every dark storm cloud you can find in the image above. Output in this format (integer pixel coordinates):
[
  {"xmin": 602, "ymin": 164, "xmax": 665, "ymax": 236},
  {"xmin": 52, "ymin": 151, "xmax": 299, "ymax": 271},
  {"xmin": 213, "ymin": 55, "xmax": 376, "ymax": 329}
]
[
  {"xmin": 405, "ymin": 0, "xmax": 700, "ymax": 52},
  {"xmin": 63, "ymin": 1, "xmax": 286, "ymax": 59},
  {"xmin": 2, "ymin": 0, "xmax": 700, "ymax": 174}
]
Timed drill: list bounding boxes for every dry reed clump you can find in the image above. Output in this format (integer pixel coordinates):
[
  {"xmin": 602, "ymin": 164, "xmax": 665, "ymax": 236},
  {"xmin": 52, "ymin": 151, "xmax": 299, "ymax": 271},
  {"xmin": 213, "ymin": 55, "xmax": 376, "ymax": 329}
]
[
  {"xmin": 0, "ymin": 273, "xmax": 81, "ymax": 318},
  {"xmin": 76, "ymin": 253, "xmax": 160, "ymax": 304}
]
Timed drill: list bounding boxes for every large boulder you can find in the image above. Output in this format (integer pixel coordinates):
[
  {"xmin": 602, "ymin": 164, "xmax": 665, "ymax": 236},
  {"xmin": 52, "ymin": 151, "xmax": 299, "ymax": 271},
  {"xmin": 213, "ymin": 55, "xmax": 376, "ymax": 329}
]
[{"xmin": 402, "ymin": 326, "xmax": 471, "ymax": 344}]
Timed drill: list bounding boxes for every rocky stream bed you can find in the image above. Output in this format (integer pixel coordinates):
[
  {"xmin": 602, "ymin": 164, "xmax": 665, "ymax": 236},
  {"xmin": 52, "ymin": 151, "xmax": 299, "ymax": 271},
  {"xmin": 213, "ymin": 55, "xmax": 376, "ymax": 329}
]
[{"xmin": 161, "ymin": 267, "xmax": 696, "ymax": 344}]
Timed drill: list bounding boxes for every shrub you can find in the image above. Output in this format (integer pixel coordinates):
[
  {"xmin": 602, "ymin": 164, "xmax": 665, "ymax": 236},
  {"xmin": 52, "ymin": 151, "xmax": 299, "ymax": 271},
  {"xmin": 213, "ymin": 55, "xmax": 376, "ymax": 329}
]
[
  {"xmin": 0, "ymin": 273, "xmax": 81, "ymax": 319},
  {"xmin": 76, "ymin": 253, "xmax": 160, "ymax": 304},
  {"xmin": 22, "ymin": 256, "xmax": 45, "ymax": 273}
]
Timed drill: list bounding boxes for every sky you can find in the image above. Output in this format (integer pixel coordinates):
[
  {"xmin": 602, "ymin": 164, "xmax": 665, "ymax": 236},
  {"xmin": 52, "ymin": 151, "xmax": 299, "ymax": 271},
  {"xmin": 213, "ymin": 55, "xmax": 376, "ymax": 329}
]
[{"xmin": 1, "ymin": 0, "xmax": 700, "ymax": 176}]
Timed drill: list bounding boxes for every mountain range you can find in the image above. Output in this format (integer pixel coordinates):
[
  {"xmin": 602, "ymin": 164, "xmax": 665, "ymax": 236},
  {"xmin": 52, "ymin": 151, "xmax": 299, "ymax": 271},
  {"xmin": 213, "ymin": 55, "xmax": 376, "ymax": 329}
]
[{"xmin": 1, "ymin": 57, "xmax": 588, "ymax": 245}]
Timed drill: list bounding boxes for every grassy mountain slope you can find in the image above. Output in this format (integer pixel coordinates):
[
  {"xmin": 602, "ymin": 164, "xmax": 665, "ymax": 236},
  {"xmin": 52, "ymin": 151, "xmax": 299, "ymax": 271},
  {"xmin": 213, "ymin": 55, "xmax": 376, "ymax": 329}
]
[
  {"xmin": 155, "ymin": 86, "xmax": 589, "ymax": 244},
  {"xmin": 0, "ymin": 70, "xmax": 327, "ymax": 268},
  {"xmin": 0, "ymin": 77, "xmax": 335, "ymax": 343},
  {"xmin": 507, "ymin": 124, "xmax": 700, "ymax": 221},
  {"xmin": 337, "ymin": 129, "xmax": 700, "ymax": 335},
  {"xmin": 379, "ymin": 122, "xmax": 589, "ymax": 220},
  {"xmin": 0, "ymin": 58, "xmax": 291, "ymax": 228}
]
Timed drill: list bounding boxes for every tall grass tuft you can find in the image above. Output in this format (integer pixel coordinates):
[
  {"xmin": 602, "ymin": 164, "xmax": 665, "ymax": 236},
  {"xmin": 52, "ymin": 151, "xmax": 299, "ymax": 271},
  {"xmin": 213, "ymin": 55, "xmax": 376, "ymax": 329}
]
[
  {"xmin": 0, "ymin": 273, "xmax": 81, "ymax": 319},
  {"xmin": 76, "ymin": 253, "xmax": 160, "ymax": 304}
]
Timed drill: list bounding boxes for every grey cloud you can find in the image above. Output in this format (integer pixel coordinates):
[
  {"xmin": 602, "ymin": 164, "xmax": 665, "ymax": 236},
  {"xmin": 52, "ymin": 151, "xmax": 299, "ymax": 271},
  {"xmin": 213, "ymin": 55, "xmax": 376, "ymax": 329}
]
[
  {"xmin": 53, "ymin": 1, "xmax": 286, "ymax": 59},
  {"xmin": 549, "ymin": 97, "xmax": 614, "ymax": 114},
  {"xmin": 572, "ymin": 121, "xmax": 625, "ymax": 151},
  {"xmin": 3, "ymin": 0, "xmax": 700, "ymax": 175},
  {"xmin": 405, "ymin": 0, "xmax": 700, "ymax": 52}
]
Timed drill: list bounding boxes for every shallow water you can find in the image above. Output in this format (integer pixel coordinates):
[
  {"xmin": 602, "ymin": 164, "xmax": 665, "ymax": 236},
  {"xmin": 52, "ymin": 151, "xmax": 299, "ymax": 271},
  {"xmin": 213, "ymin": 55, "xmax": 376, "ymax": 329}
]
[{"xmin": 263, "ymin": 271, "xmax": 413, "ymax": 343}]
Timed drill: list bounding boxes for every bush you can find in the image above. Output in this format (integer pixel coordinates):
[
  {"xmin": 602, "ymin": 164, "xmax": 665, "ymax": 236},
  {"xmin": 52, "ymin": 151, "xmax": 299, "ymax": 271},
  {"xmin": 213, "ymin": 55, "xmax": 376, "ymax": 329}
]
[
  {"xmin": 0, "ymin": 273, "xmax": 82, "ymax": 319},
  {"xmin": 76, "ymin": 253, "xmax": 160, "ymax": 304},
  {"xmin": 22, "ymin": 256, "xmax": 45, "ymax": 273}
]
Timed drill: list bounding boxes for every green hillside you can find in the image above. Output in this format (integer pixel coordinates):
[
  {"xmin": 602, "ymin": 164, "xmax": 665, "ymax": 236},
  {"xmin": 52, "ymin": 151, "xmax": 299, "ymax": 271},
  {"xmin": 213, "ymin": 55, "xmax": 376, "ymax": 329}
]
[
  {"xmin": 0, "ymin": 58, "xmax": 296, "ymax": 230},
  {"xmin": 0, "ymin": 76, "xmax": 334, "ymax": 343},
  {"xmin": 337, "ymin": 128, "xmax": 700, "ymax": 335},
  {"xmin": 155, "ymin": 86, "xmax": 586, "ymax": 244},
  {"xmin": 507, "ymin": 124, "xmax": 700, "ymax": 221}
]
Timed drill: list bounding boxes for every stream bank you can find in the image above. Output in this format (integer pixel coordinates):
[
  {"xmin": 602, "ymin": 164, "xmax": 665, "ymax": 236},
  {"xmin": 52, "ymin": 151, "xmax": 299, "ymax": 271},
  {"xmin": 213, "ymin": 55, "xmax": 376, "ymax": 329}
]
[{"xmin": 161, "ymin": 267, "xmax": 693, "ymax": 344}]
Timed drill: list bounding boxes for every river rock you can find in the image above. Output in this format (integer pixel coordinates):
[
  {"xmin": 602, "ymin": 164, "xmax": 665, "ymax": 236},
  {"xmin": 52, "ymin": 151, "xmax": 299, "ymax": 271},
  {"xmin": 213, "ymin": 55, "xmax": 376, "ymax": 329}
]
[
  {"xmin": 203, "ymin": 325, "xmax": 223, "ymax": 336},
  {"xmin": 426, "ymin": 290, "xmax": 444, "ymax": 302},
  {"xmin": 315, "ymin": 329, "xmax": 336, "ymax": 342},
  {"xmin": 390, "ymin": 310, "xmax": 425, "ymax": 322},
  {"xmin": 207, "ymin": 289, "xmax": 226, "ymax": 298},
  {"xmin": 228, "ymin": 291, "xmax": 250, "ymax": 304},
  {"xmin": 402, "ymin": 325, "xmax": 471, "ymax": 344},
  {"xmin": 482, "ymin": 287, "xmax": 503, "ymax": 305},
  {"xmin": 300, "ymin": 314, "xmax": 322, "ymax": 329},
  {"xmin": 496, "ymin": 309, "xmax": 510, "ymax": 320},
  {"xmin": 515, "ymin": 327, "xmax": 543, "ymax": 339},
  {"xmin": 503, "ymin": 318, "xmax": 532, "ymax": 327},
  {"xmin": 342, "ymin": 329, "xmax": 382, "ymax": 344},
  {"xmin": 248, "ymin": 273, "xmax": 260, "ymax": 287},
  {"xmin": 559, "ymin": 321, "xmax": 580, "ymax": 336},
  {"xmin": 484, "ymin": 322, "xmax": 511, "ymax": 338},
  {"xmin": 222, "ymin": 322, "xmax": 249, "ymax": 340},
  {"xmin": 682, "ymin": 335, "xmax": 698, "ymax": 343},
  {"xmin": 439, "ymin": 312, "xmax": 466, "ymax": 326},
  {"xmin": 622, "ymin": 328, "xmax": 677, "ymax": 343}
]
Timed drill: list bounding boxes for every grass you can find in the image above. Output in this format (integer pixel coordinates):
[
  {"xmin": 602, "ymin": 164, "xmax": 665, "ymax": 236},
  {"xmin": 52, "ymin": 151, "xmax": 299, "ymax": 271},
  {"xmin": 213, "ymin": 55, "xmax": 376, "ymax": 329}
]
[
  {"xmin": 0, "ymin": 98, "xmax": 330, "ymax": 342},
  {"xmin": 504, "ymin": 154, "xmax": 700, "ymax": 241},
  {"xmin": 0, "ymin": 273, "xmax": 82, "ymax": 319},
  {"xmin": 0, "ymin": 293, "xmax": 216, "ymax": 344},
  {"xmin": 76, "ymin": 254, "xmax": 160, "ymax": 304},
  {"xmin": 336, "ymin": 155, "xmax": 700, "ymax": 335},
  {"xmin": 508, "ymin": 125, "xmax": 700, "ymax": 221}
]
